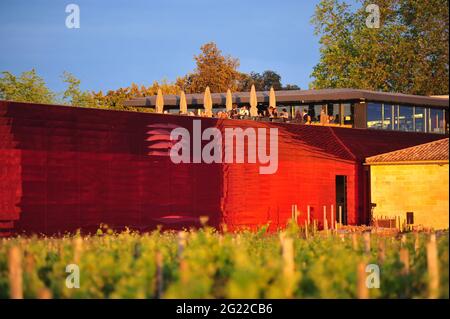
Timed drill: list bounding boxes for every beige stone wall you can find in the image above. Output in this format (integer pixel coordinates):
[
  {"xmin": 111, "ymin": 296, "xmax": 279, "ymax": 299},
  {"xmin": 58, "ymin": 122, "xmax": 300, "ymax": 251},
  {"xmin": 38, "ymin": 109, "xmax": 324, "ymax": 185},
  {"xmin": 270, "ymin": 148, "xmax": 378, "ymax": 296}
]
[{"xmin": 370, "ymin": 163, "xmax": 449, "ymax": 230}]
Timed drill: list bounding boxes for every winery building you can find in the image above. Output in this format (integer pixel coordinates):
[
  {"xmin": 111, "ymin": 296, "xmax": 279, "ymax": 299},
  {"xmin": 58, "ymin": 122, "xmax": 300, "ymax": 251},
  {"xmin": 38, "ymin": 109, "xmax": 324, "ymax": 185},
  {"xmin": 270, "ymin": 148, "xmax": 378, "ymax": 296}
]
[{"xmin": 0, "ymin": 89, "xmax": 448, "ymax": 235}]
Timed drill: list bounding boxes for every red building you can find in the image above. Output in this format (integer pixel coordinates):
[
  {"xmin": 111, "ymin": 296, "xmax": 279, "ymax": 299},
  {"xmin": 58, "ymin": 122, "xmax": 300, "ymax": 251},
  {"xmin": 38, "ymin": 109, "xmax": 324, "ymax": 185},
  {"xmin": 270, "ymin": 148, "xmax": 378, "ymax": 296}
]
[{"xmin": 0, "ymin": 100, "xmax": 445, "ymax": 235}]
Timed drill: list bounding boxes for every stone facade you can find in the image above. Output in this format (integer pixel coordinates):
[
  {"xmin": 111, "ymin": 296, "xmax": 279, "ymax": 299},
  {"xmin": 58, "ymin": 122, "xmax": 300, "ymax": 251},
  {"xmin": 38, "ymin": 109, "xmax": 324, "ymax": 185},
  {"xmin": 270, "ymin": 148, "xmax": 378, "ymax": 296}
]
[{"xmin": 370, "ymin": 163, "xmax": 449, "ymax": 229}]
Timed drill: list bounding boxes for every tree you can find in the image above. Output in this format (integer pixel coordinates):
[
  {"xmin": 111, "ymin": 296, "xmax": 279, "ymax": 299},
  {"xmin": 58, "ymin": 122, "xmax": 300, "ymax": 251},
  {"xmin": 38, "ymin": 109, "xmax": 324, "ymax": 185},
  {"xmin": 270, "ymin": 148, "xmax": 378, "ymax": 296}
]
[
  {"xmin": 310, "ymin": 0, "xmax": 449, "ymax": 95},
  {"xmin": 183, "ymin": 42, "xmax": 242, "ymax": 93},
  {"xmin": 62, "ymin": 71, "xmax": 95, "ymax": 107},
  {"xmin": 0, "ymin": 69, "xmax": 55, "ymax": 104}
]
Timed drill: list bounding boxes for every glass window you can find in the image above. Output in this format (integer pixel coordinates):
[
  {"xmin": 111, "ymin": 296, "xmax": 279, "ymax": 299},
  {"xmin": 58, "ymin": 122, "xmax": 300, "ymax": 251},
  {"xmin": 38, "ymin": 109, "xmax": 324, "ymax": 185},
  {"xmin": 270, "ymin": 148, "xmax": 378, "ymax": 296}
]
[
  {"xmin": 367, "ymin": 103, "xmax": 383, "ymax": 129},
  {"xmin": 327, "ymin": 103, "xmax": 340, "ymax": 124},
  {"xmin": 398, "ymin": 106, "xmax": 414, "ymax": 131},
  {"xmin": 414, "ymin": 107, "xmax": 426, "ymax": 132},
  {"xmin": 429, "ymin": 108, "xmax": 445, "ymax": 133},
  {"xmin": 342, "ymin": 103, "xmax": 354, "ymax": 125},
  {"xmin": 382, "ymin": 104, "xmax": 393, "ymax": 129}
]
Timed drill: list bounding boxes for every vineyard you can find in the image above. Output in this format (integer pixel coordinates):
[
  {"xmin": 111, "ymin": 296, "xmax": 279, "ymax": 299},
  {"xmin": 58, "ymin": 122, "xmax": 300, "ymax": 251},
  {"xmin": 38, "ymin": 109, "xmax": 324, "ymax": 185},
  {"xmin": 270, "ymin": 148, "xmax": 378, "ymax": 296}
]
[{"xmin": 0, "ymin": 224, "xmax": 448, "ymax": 299}]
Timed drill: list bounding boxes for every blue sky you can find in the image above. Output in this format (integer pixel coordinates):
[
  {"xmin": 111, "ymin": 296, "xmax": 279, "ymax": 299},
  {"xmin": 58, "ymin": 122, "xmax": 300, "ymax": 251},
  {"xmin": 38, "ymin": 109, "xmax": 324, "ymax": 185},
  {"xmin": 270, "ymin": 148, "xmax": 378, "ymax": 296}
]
[{"xmin": 1, "ymin": 0, "xmax": 336, "ymax": 93}]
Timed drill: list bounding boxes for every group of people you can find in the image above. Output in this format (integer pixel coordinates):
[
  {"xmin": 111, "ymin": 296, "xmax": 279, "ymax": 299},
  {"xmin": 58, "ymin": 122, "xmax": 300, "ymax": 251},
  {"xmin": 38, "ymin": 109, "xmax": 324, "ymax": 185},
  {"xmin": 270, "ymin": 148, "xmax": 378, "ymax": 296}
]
[{"xmin": 175, "ymin": 104, "xmax": 339, "ymax": 125}]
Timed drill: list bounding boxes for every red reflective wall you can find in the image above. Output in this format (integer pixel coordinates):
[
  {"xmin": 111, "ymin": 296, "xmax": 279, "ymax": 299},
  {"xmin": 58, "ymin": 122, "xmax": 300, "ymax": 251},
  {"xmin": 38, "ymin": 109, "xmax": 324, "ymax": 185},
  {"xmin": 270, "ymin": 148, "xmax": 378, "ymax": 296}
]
[{"xmin": 0, "ymin": 101, "xmax": 443, "ymax": 235}]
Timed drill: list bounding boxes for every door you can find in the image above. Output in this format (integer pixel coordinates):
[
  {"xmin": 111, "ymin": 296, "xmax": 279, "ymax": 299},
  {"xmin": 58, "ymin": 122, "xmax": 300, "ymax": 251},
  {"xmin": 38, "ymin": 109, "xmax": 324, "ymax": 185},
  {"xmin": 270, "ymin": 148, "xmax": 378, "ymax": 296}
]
[{"xmin": 335, "ymin": 175, "xmax": 347, "ymax": 225}]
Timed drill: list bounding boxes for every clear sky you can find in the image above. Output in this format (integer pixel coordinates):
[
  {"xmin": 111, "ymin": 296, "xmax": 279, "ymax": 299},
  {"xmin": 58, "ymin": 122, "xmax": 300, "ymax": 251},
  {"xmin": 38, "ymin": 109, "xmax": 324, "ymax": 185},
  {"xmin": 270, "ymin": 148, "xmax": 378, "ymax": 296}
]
[{"xmin": 1, "ymin": 0, "xmax": 330, "ymax": 93}]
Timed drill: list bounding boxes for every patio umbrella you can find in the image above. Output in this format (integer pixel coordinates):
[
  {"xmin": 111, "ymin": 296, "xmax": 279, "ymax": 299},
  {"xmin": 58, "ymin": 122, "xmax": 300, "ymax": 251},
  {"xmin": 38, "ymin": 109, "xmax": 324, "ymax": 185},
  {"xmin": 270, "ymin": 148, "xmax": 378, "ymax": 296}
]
[
  {"xmin": 179, "ymin": 90, "xmax": 187, "ymax": 114},
  {"xmin": 226, "ymin": 88, "xmax": 233, "ymax": 112},
  {"xmin": 155, "ymin": 88, "xmax": 164, "ymax": 113},
  {"xmin": 269, "ymin": 86, "xmax": 276, "ymax": 108},
  {"xmin": 204, "ymin": 86, "xmax": 213, "ymax": 117},
  {"xmin": 249, "ymin": 84, "xmax": 258, "ymax": 117}
]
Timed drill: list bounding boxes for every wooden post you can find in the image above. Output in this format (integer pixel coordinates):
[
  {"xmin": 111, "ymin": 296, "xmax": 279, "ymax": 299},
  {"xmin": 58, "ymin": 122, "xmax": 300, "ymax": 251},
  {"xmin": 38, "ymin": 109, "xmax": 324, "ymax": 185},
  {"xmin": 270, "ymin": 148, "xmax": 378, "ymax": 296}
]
[
  {"xmin": 339, "ymin": 206, "xmax": 343, "ymax": 226},
  {"xmin": 362, "ymin": 232, "xmax": 371, "ymax": 254},
  {"xmin": 304, "ymin": 220, "xmax": 309, "ymax": 240},
  {"xmin": 352, "ymin": 233, "xmax": 358, "ymax": 251},
  {"xmin": 178, "ymin": 231, "xmax": 187, "ymax": 258},
  {"xmin": 400, "ymin": 234, "xmax": 407, "ymax": 247},
  {"xmin": 377, "ymin": 239, "xmax": 386, "ymax": 264},
  {"xmin": 323, "ymin": 206, "xmax": 328, "ymax": 231},
  {"xmin": 400, "ymin": 248, "xmax": 410, "ymax": 275},
  {"xmin": 156, "ymin": 251, "xmax": 164, "ymax": 299},
  {"xmin": 357, "ymin": 262, "xmax": 369, "ymax": 299},
  {"xmin": 313, "ymin": 219, "xmax": 317, "ymax": 235},
  {"xmin": 8, "ymin": 246, "xmax": 23, "ymax": 299},
  {"xmin": 307, "ymin": 205, "xmax": 311, "ymax": 225},
  {"xmin": 37, "ymin": 288, "xmax": 52, "ymax": 299},
  {"xmin": 74, "ymin": 236, "xmax": 83, "ymax": 264},
  {"xmin": 427, "ymin": 234, "xmax": 439, "ymax": 299},
  {"xmin": 331, "ymin": 205, "xmax": 334, "ymax": 230},
  {"xmin": 414, "ymin": 233, "xmax": 420, "ymax": 254},
  {"xmin": 280, "ymin": 235, "xmax": 295, "ymax": 279}
]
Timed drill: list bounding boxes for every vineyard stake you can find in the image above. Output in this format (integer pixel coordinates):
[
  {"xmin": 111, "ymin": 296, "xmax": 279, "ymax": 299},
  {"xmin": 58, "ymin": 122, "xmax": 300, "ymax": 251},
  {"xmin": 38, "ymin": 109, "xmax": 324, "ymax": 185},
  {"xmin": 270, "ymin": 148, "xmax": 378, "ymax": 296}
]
[
  {"xmin": 400, "ymin": 248, "xmax": 410, "ymax": 275},
  {"xmin": 8, "ymin": 246, "xmax": 23, "ymax": 299},
  {"xmin": 331, "ymin": 205, "xmax": 334, "ymax": 230},
  {"xmin": 307, "ymin": 205, "xmax": 310, "ymax": 225},
  {"xmin": 323, "ymin": 206, "xmax": 328, "ymax": 232},
  {"xmin": 357, "ymin": 262, "xmax": 369, "ymax": 299},
  {"xmin": 338, "ymin": 206, "xmax": 342, "ymax": 227},
  {"xmin": 426, "ymin": 234, "xmax": 439, "ymax": 299},
  {"xmin": 304, "ymin": 220, "xmax": 309, "ymax": 240},
  {"xmin": 156, "ymin": 251, "xmax": 164, "ymax": 299},
  {"xmin": 363, "ymin": 232, "xmax": 371, "ymax": 254},
  {"xmin": 352, "ymin": 233, "xmax": 358, "ymax": 251},
  {"xmin": 74, "ymin": 236, "xmax": 83, "ymax": 264},
  {"xmin": 178, "ymin": 231, "xmax": 187, "ymax": 258},
  {"xmin": 414, "ymin": 233, "xmax": 420, "ymax": 254},
  {"xmin": 377, "ymin": 239, "xmax": 385, "ymax": 264},
  {"xmin": 37, "ymin": 288, "xmax": 52, "ymax": 299}
]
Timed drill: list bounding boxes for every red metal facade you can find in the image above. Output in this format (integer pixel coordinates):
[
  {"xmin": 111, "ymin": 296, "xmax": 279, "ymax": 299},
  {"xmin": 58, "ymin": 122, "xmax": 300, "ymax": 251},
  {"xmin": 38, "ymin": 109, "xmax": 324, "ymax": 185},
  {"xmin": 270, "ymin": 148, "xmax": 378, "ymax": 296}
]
[{"xmin": 0, "ymin": 101, "xmax": 444, "ymax": 235}]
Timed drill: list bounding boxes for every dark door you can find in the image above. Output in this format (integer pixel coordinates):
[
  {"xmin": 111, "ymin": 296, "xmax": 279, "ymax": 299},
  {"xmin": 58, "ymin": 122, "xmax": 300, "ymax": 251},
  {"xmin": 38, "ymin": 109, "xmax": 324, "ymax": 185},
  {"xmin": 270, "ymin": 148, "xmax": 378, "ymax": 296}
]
[{"xmin": 336, "ymin": 175, "xmax": 347, "ymax": 225}]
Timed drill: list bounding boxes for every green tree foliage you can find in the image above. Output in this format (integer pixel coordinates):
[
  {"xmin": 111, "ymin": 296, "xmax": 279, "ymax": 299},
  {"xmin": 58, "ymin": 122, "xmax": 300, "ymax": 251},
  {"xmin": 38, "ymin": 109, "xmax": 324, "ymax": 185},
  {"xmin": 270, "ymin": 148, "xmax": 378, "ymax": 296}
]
[
  {"xmin": 62, "ymin": 71, "xmax": 95, "ymax": 107},
  {"xmin": 181, "ymin": 42, "xmax": 242, "ymax": 93},
  {"xmin": 311, "ymin": 0, "xmax": 449, "ymax": 95},
  {"xmin": 0, "ymin": 69, "xmax": 55, "ymax": 104}
]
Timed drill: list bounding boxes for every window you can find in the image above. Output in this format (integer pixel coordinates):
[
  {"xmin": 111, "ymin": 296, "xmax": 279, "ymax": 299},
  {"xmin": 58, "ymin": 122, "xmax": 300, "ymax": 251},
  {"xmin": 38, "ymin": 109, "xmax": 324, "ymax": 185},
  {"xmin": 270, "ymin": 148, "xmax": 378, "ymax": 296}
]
[
  {"xmin": 327, "ymin": 103, "xmax": 340, "ymax": 124},
  {"xmin": 414, "ymin": 107, "xmax": 426, "ymax": 132},
  {"xmin": 383, "ymin": 104, "xmax": 393, "ymax": 129},
  {"xmin": 342, "ymin": 103, "xmax": 354, "ymax": 125},
  {"xmin": 398, "ymin": 106, "xmax": 414, "ymax": 131},
  {"xmin": 429, "ymin": 108, "xmax": 445, "ymax": 133},
  {"xmin": 367, "ymin": 103, "xmax": 383, "ymax": 129}
]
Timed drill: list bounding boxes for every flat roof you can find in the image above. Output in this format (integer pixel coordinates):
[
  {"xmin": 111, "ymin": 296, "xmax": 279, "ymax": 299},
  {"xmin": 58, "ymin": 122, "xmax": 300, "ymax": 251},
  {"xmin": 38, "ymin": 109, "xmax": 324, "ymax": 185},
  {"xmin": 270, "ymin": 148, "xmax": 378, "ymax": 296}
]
[{"xmin": 123, "ymin": 88, "xmax": 449, "ymax": 108}]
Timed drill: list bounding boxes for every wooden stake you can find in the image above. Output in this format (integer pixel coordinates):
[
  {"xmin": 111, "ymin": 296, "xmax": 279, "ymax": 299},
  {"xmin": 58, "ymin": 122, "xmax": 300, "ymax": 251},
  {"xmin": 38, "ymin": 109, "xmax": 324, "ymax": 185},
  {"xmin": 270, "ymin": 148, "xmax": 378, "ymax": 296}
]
[
  {"xmin": 307, "ymin": 205, "xmax": 311, "ymax": 225},
  {"xmin": 8, "ymin": 246, "xmax": 23, "ymax": 299},
  {"xmin": 400, "ymin": 248, "xmax": 410, "ymax": 275},
  {"xmin": 363, "ymin": 232, "xmax": 371, "ymax": 254},
  {"xmin": 357, "ymin": 262, "xmax": 369, "ymax": 299},
  {"xmin": 352, "ymin": 233, "xmax": 358, "ymax": 251},
  {"xmin": 74, "ymin": 236, "xmax": 83, "ymax": 264},
  {"xmin": 323, "ymin": 206, "xmax": 328, "ymax": 231},
  {"xmin": 177, "ymin": 231, "xmax": 187, "ymax": 258},
  {"xmin": 304, "ymin": 220, "xmax": 309, "ymax": 240},
  {"xmin": 377, "ymin": 239, "xmax": 386, "ymax": 264},
  {"xmin": 37, "ymin": 288, "xmax": 52, "ymax": 299},
  {"xmin": 331, "ymin": 205, "xmax": 334, "ymax": 230},
  {"xmin": 414, "ymin": 233, "xmax": 420, "ymax": 254},
  {"xmin": 339, "ymin": 206, "xmax": 342, "ymax": 226},
  {"xmin": 156, "ymin": 251, "xmax": 164, "ymax": 299},
  {"xmin": 426, "ymin": 234, "xmax": 439, "ymax": 299}
]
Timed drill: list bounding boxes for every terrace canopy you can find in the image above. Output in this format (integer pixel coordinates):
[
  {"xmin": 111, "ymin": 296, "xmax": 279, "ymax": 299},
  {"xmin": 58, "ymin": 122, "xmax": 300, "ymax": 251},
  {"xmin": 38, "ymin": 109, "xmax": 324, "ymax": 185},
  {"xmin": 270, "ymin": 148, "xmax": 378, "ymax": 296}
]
[{"xmin": 123, "ymin": 88, "xmax": 449, "ymax": 109}]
